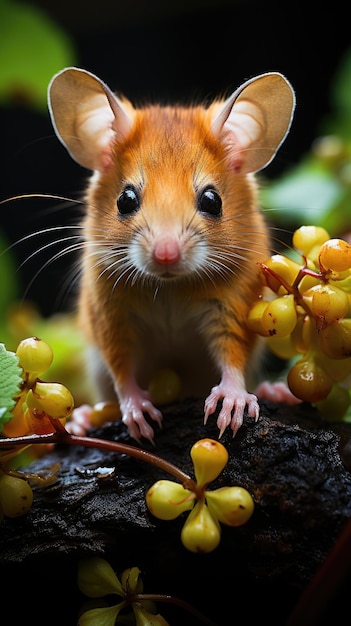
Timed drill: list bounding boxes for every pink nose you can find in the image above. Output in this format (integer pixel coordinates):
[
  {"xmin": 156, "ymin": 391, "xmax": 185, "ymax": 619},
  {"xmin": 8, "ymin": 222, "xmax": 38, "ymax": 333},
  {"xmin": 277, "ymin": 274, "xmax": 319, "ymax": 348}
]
[{"xmin": 153, "ymin": 236, "xmax": 181, "ymax": 265}]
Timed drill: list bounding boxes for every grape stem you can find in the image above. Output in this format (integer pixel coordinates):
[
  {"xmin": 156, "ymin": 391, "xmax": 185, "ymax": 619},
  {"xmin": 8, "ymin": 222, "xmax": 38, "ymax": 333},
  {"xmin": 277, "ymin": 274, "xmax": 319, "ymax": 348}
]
[
  {"xmin": 260, "ymin": 262, "xmax": 325, "ymax": 315},
  {"xmin": 128, "ymin": 593, "xmax": 217, "ymax": 625},
  {"xmin": 0, "ymin": 428, "xmax": 198, "ymax": 492}
]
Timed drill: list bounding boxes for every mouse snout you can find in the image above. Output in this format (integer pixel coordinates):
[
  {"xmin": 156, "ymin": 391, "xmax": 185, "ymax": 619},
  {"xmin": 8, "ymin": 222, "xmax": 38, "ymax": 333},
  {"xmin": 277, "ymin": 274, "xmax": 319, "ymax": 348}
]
[{"xmin": 152, "ymin": 235, "xmax": 181, "ymax": 266}]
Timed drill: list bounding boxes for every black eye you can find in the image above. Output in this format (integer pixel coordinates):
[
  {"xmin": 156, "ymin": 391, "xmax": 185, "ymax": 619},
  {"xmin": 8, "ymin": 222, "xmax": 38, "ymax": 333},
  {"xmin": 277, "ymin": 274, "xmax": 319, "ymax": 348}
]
[
  {"xmin": 197, "ymin": 187, "xmax": 222, "ymax": 217},
  {"xmin": 117, "ymin": 186, "xmax": 140, "ymax": 216}
]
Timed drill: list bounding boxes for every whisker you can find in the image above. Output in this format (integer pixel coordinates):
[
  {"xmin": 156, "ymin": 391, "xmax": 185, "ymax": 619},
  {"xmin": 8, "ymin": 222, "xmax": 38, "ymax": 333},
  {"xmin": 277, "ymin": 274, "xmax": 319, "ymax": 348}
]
[
  {"xmin": 1, "ymin": 225, "xmax": 83, "ymax": 256},
  {"xmin": 17, "ymin": 234, "xmax": 83, "ymax": 269},
  {"xmin": 21, "ymin": 240, "xmax": 85, "ymax": 302},
  {"xmin": 0, "ymin": 193, "xmax": 85, "ymax": 207}
]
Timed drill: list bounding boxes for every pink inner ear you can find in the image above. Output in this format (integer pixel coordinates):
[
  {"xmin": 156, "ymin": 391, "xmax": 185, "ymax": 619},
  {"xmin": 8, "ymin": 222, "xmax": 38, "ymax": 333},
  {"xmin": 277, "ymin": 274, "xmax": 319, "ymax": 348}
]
[
  {"xmin": 214, "ymin": 94, "xmax": 267, "ymax": 175},
  {"xmin": 231, "ymin": 152, "xmax": 243, "ymax": 174},
  {"xmin": 100, "ymin": 147, "xmax": 114, "ymax": 172},
  {"xmin": 221, "ymin": 128, "xmax": 244, "ymax": 174}
]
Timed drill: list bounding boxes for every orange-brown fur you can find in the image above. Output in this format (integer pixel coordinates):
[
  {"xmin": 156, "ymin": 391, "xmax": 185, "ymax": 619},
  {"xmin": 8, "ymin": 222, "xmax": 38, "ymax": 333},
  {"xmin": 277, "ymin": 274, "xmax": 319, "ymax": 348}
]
[
  {"xmin": 48, "ymin": 68, "xmax": 295, "ymax": 439},
  {"xmin": 79, "ymin": 104, "xmax": 269, "ymax": 396}
]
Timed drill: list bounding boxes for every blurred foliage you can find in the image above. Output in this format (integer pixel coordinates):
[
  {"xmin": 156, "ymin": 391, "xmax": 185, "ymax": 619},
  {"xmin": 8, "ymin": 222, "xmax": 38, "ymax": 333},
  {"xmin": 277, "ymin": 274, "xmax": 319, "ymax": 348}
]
[
  {"xmin": 2, "ymin": 301, "xmax": 95, "ymax": 407},
  {"xmin": 261, "ymin": 48, "xmax": 351, "ymax": 238},
  {"xmin": 0, "ymin": 0, "xmax": 76, "ymax": 110},
  {"xmin": 0, "ymin": 0, "xmax": 88, "ymax": 404}
]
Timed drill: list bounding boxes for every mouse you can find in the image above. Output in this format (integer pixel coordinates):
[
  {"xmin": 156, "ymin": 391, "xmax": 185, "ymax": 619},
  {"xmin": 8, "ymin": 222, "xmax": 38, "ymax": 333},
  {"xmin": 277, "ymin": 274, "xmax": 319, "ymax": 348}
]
[{"xmin": 47, "ymin": 67, "xmax": 296, "ymax": 442}]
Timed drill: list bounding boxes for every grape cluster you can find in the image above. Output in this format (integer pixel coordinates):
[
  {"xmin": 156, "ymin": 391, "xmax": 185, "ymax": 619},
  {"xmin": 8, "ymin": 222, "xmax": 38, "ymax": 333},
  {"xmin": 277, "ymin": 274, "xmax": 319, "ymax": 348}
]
[
  {"xmin": 248, "ymin": 226, "xmax": 351, "ymax": 419},
  {"xmin": 146, "ymin": 439, "xmax": 254, "ymax": 553},
  {"xmin": 3, "ymin": 336, "xmax": 74, "ymax": 438},
  {"xmin": 0, "ymin": 337, "xmax": 74, "ymax": 521}
]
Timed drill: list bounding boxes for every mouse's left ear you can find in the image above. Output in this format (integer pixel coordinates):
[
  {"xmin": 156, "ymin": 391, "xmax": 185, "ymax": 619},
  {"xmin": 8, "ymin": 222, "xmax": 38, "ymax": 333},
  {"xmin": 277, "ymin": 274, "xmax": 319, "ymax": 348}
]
[{"xmin": 211, "ymin": 72, "xmax": 295, "ymax": 174}]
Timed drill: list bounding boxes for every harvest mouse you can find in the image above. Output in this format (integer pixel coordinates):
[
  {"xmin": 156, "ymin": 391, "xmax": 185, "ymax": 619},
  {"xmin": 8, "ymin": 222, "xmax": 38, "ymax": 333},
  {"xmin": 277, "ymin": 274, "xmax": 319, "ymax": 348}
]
[{"xmin": 48, "ymin": 67, "xmax": 296, "ymax": 442}]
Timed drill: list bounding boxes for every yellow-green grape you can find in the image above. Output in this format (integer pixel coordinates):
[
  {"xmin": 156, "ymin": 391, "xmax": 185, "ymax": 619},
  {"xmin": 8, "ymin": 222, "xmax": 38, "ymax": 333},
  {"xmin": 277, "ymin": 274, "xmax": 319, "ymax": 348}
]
[
  {"xmin": 317, "ymin": 353, "xmax": 351, "ymax": 383},
  {"xmin": 261, "ymin": 293, "xmax": 298, "ymax": 337},
  {"xmin": 89, "ymin": 401, "xmax": 121, "ymax": 428},
  {"xmin": 26, "ymin": 381, "xmax": 74, "ymax": 419},
  {"xmin": 0, "ymin": 472, "xmax": 33, "ymax": 518},
  {"xmin": 148, "ymin": 369, "xmax": 182, "ymax": 405},
  {"xmin": 247, "ymin": 298, "xmax": 270, "ymax": 336},
  {"xmin": 292, "ymin": 225, "xmax": 330, "ymax": 257},
  {"xmin": 319, "ymin": 318, "xmax": 351, "ymax": 359},
  {"xmin": 146, "ymin": 480, "xmax": 194, "ymax": 520},
  {"xmin": 287, "ymin": 356, "xmax": 333, "ymax": 402},
  {"xmin": 180, "ymin": 501, "xmax": 221, "ymax": 553},
  {"xmin": 303, "ymin": 283, "xmax": 349, "ymax": 330},
  {"xmin": 190, "ymin": 439, "xmax": 228, "ymax": 487},
  {"xmin": 291, "ymin": 314, "xmax": 312, "ymax": 354},
  {"xmin": 315, "ymin": 384, "xmax": 351, "ymax": 421},
  {"xmin": 267, "ymin": 333, "xmax": 298, "ymax": 360},
  {"xmin": 206, "ymin": 486, "xmax": 254, "ymax": 527},
  {"xmin": 16, "ymin": 337, "xmax": 53, "ymax": 377},
  {"xmin": 330, "ymin": 270, "xmax": 351, "ymax": 294},
  {"xmin": 318, "ymin": 238, "xmax": 351, "ymax": 273},
  {"xmin": 261, "ymin": 254, "xmax": 302, "ymax": 295},
  {"xmin": 298, "ymin": 267, "xmax": 323, "ymax": 295}
]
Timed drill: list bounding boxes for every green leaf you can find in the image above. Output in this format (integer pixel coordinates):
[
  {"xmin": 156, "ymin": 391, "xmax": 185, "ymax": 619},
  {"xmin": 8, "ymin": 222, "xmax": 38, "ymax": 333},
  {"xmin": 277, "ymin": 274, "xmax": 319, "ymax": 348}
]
[
  {"xmin": 78, "ymin": 604, "xmax": 123, "ymax": 626},
  {"xmin": 133, "ymin": 604, "xmax": 170, "ymax": 626},
  {"xmin": 78, "ymin": 557, "xmax": 125, "ymax": 598},
  {"xmin": 0, "ymin": 0, "xmax": 76, "ymax": 111},
  {"xmin": 260, "ymin": 158, "xmax": 344, "ymax": 227},
  {"xmin": 0, "ymin": 343, "xmax": 23, "ymax": 431}
]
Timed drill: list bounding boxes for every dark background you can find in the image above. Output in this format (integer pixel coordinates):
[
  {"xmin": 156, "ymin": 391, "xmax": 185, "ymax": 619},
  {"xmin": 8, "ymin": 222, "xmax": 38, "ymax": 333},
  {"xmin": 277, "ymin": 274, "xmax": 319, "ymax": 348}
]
[{"xmin": 1, "ymin": 0, "xmax": 351, "ymax": 315}]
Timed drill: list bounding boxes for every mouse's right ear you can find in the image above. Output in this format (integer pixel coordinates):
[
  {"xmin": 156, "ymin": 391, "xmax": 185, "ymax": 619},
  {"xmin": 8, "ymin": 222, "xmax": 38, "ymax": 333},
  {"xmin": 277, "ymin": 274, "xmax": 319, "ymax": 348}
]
[{"xmin": 48, "ymin": 67, "xmax": 135, "ymax": 171}]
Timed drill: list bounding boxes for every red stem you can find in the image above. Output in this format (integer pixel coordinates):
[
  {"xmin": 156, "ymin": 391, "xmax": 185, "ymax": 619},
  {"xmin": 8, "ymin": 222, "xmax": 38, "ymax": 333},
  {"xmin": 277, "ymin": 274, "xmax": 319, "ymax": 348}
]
[
  {"xmin": 286, "ymin": 516, "xmax": 351, "ymax": 625},
  {"xmin": 131, "ymin": 593, "xmax": 217, "ymax": 625},
  {"xmin": 0, "ymin": 430, "xmax": 197, "ymax": 491}
]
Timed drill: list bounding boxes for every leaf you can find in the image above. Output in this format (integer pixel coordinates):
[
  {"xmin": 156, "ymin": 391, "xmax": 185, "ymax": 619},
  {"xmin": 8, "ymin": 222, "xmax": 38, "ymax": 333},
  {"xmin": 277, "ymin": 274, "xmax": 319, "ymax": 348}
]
[
  {"xmin": 78, "ymin": 605, "xmax": 122, "ymax": 626},
  {"xmin": 0, "ymin": 343, "xmax": 23, "ymax": 431},
  {"xmin": 78, "ymin": 557, "xmax": 125, "ymax": 598},
  {"xmin": 133, "ymin": 604, "xmax": 170, "ymax": 626},
  {"xmin": 260, "ymin": 157, "xmax": 344, "ymax": 227},
  {"xmin": 0, "ymin": 0, "xmax": 76, "ymax": 111}
]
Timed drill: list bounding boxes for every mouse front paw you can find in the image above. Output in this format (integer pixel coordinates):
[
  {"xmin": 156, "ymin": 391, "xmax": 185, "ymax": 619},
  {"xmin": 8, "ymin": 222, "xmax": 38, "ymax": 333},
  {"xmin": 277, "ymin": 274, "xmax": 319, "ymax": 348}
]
[
  {"xmin": 204, "ymin": 371, "xmax": 260, "ymax": 438},
  {"xmin": 254, "ymin": 380, "xmax": 301, "ymax": 405},
  {"xmin": 120, "ymin": 389, "xmax": 163, "ymax": 443},
  {"xmin": 66, "ymin": 404, "xmax": 95, "ymax": 436}
]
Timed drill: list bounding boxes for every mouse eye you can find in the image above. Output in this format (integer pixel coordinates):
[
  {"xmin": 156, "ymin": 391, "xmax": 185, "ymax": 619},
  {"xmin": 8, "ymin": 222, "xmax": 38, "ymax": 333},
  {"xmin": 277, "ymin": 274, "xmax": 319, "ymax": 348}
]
[
  {"xmin": 197, "ymin": 187, "xmax": 222, "ymax": 217},
  {"xmin": 117, "ymin": 186, "xmax": 140, "ymax": 216}
]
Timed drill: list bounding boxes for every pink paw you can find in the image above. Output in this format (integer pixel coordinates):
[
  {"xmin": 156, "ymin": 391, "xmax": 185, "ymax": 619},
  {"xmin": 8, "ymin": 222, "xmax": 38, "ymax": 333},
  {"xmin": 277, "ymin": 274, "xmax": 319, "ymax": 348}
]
[
  {"xmin": 204, "ymin": 369, "xmax": 260, "ymax": 438},
  {"xmin": 120, "ymin": 388, "xmax": 163, "ymax": 443},
  {"xmin": 255, "ymin": 380, "xmax": 301, "ymax": 405},
  {"xmin": 66, "ymin": 404, "xmax": 94, "ymax": 436}
]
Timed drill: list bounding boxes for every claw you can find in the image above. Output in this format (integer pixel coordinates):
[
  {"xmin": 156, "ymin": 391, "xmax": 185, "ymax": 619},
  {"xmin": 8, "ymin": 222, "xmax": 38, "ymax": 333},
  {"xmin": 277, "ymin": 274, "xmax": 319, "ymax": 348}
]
[
  {"xmin": 119, "ymin": 384, "xmax": 163, "ymax": 442},
  {"xmin": 204, "ymin": 367, "xmax": 260, "ymax": 438}
]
